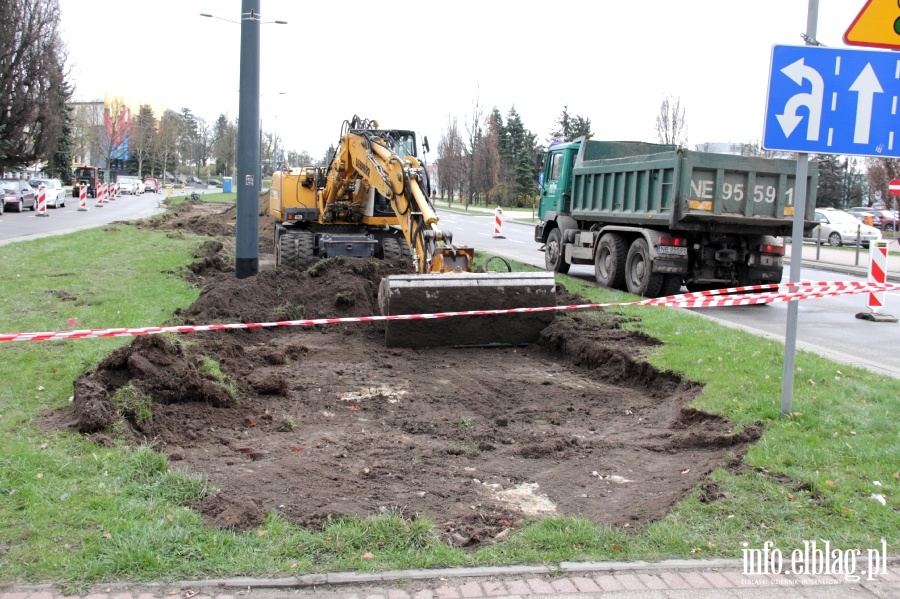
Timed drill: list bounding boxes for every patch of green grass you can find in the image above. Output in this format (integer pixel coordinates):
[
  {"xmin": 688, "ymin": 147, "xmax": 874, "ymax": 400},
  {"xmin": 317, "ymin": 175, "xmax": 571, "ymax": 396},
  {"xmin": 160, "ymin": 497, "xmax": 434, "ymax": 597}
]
[
  {"xmin": 0, "ymin": 230, "xmax": 898, "ymax": 585},
  {"xmin": 198, "ymin": 356, "xmax": 239, "ymax": 400},
  {"xmin": 112, "ymin": 383, "xmax": 152, "ymax": 423},
  {"xmin": 167, "ymin": 191, "xmax": 236, "ymax": 206},
  {"xmin": 274, "ymin": 302, "xmax": 306, "ymax": 321}
]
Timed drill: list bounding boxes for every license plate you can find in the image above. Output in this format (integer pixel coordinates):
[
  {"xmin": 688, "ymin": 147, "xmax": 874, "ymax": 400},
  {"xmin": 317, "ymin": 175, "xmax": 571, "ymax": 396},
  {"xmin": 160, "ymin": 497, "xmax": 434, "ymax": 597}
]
[{"xmin": 657, "ymin": 245, "xmax": 687, "ymax": 256}]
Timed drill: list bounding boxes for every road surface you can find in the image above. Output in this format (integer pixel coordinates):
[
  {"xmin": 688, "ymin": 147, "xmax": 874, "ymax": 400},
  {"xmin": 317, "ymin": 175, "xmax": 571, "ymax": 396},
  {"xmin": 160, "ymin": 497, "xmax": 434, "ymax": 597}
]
[{"xmin": 437, "ymin": 208, "xmax": 900, "ymax": 378}]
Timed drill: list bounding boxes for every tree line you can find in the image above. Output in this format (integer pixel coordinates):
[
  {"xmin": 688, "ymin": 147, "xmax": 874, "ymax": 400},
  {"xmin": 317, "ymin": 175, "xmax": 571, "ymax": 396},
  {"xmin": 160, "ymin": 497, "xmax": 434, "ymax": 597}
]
[
  {"xmin": 435, "ymin": 104, "xmax": 592, "ymax": 208},
  {"xmin": 1, "ymin": 1, "xmax": 897, "ymax": 215}
]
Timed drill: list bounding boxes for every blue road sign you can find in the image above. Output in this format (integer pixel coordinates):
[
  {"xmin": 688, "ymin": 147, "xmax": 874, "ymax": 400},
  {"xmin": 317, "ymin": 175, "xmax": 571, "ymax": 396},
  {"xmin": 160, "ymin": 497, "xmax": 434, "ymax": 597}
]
[{"xmin": 763, "ymin": 44, "xmax": 900, "ymax": 157}]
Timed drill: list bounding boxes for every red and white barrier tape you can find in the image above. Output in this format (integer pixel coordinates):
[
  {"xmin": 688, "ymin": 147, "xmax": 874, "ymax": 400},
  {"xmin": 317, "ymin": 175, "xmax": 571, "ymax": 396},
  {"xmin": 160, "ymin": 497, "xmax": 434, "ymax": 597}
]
[{"xmin": 2, "ymin": 280, "xmax": 898, "ymax": 343}]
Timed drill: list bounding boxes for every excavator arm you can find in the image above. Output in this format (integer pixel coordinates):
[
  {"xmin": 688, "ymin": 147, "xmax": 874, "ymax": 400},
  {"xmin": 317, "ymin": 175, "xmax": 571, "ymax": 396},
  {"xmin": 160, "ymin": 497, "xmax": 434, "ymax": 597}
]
[{"xmin": 325, "ymin": 118, "xmax": 474, "ymax": 274}]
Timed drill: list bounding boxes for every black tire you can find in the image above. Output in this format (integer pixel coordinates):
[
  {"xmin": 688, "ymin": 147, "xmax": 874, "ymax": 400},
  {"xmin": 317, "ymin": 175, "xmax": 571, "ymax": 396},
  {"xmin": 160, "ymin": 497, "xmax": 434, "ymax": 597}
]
[
  {"xmin": 625, "ymin": 238, "xmax": 665, "ymax": 297},
  {"xmin": 382, "ymin": 237, "xmax": 402, "ymax": 260},
  {"xmin": 29, "ymin": 200, "xmax": 36, "ymax": 211},
  {"xmin": 544, "ymin": 228, "xmax": 570, "ymax": 274},
  {"xmin": 885, "ymin": 223, "xmax": 895, "ymax": 233},
  {"xmin": 279, "ymin": 230, "xmax": 317, "ymax": 271},
  {"xmin": 828, "ymin": 232, "xmax": 842, "ymax": 247},
  {"xmin": 381, "ymin": 236, "xmax": 413, "ymax": 263},
  {"xmin": 594, "ymin": 233, "xmax": 628, "ymax": 290},
  {"xmin": 658, "ymin": 274, "xmax": 684, "ymax": 297}
]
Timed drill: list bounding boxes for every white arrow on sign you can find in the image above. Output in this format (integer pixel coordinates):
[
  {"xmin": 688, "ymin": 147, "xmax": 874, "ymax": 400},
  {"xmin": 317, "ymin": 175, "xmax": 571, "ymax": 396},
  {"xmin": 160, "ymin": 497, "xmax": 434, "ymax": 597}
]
[
  {"xmin": 776, "ymin": 58, "xmax": 824, "ymax": 141},
  {"xmin": 849, "ymin": 63, "xmax": 884, "ymax": 144}
]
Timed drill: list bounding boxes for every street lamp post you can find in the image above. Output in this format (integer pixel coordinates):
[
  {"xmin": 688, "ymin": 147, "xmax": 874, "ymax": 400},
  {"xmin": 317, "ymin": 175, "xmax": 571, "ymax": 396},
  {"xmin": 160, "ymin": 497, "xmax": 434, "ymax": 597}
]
[
  {"xmin": 201, "ymin": 4, "xmax": 286, "ymax": 279},
  {"xmin": 235, "ymin": 0, "xmax": 261, "ymax": 279}
]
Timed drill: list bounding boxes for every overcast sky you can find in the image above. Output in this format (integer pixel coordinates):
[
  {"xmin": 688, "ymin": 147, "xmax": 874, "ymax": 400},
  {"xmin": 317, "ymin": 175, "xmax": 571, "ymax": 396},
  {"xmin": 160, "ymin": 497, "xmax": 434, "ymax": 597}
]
[{"xmin": 58, "ymin": 1, "xmax": 864, "ymax": 160}]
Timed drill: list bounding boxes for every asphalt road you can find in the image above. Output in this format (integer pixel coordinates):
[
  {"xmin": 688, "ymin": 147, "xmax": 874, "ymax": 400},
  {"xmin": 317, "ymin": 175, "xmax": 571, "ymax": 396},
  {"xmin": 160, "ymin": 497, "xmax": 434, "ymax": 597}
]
[
  {"xmin": 436, "ymin": 208, "xmax": 900, "ymax": 378},
  {"xmin": 0, "ymin": 188, "xmax": 171, "ymax": 246}
]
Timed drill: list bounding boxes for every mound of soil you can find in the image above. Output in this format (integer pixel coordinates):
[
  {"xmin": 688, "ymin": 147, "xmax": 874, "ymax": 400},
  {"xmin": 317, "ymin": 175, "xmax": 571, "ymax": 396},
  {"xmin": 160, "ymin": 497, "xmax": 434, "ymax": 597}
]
[{"xmin": 47, "ymin": 198, "xmax": 762, "ymax": 547}]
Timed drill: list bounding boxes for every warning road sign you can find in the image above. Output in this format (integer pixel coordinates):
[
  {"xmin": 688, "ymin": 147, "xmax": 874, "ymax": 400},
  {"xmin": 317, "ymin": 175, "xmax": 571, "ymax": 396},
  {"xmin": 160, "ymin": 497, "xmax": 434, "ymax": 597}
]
[{"xmin": 844, "ymin": 0, "xmax": 900, "ymax": 50}]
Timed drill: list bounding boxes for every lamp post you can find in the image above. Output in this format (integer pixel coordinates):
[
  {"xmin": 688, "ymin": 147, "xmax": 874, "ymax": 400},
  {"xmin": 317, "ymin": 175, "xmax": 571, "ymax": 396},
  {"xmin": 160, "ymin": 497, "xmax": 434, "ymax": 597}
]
[{"xmin": 200, "ymin": 4, "xmax": 286, "ymax": 279}]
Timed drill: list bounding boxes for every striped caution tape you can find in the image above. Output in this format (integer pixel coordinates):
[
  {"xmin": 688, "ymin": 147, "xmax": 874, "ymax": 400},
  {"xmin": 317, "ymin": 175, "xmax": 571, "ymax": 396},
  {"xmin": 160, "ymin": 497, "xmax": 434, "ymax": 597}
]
[{"xmin": 2, "ymin": 280, "xmax": 898, "ymax": 343}]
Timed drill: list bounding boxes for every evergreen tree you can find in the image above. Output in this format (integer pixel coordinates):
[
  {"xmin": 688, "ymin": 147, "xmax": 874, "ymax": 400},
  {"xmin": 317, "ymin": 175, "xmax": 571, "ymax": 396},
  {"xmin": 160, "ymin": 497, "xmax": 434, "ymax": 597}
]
[
  {"xmin": 550, "ymin": 106, "xmax": 593, "ymax": 142},
  {"xmin": 49, "ymin": 99, "xmax": 74, "ymax": 184}
]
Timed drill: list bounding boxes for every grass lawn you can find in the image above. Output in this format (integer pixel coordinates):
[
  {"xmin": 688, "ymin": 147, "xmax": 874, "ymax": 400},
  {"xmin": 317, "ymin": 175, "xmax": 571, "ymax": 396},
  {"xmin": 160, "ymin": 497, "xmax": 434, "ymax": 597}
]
[{"xmin": 0, "ymin": 213, "xmax": 897, "ymax": 589}]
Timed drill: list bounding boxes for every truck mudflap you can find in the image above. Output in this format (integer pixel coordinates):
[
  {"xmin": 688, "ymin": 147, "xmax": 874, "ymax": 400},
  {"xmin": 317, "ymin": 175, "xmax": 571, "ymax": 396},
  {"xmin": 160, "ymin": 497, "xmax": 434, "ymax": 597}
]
[{"xmin": 378, "ymin": 272, "xmax": 557, "ymax": 348}]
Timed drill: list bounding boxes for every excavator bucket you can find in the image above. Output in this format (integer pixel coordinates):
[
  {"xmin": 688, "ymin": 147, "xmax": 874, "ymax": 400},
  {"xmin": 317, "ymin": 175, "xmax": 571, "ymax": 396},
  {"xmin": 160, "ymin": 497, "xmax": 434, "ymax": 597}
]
[{"xmin": 377, "ymin": 272, "xmax": 557, "ymax": 348}]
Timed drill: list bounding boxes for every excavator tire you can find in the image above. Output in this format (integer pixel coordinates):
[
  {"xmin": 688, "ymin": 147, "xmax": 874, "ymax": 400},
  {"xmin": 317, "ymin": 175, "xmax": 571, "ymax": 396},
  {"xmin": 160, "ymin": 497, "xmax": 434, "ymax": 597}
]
[
  {"xmin": 381, "ymin": 236, "xmax": 412, "ymax": 262},
  {"xmin": 279, "ymin": 230, "xmax": 316, "ymax": 271}
]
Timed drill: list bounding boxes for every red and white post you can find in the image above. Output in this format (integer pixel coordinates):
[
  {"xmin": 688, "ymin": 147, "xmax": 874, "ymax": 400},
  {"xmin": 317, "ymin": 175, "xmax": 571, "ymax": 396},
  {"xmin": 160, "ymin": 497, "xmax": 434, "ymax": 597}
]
[
  {"xmin": 95, "ymin": 183, "xmax": 106, "ymax": 207},
  {"xmin": 36, "ymin": 185, "xmax": 48, "ymax": 217},
  {"xmin": 857, "ymin": 240, "xmax": 897, "ymax": 322},
  {"xmin": 78, "ymin": 184, "xmax": 88, "ymax": 211},
  {"xmin": 493, "ymin": 206, "xmax": 505, "ymax": 238}
]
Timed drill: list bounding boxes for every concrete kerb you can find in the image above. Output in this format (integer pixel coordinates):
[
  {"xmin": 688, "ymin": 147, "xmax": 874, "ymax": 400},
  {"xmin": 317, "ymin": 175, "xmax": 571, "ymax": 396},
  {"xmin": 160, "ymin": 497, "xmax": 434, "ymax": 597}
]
[{"xmin": 9, "ymin": 557, "xmax": 898, "ymax": 595}]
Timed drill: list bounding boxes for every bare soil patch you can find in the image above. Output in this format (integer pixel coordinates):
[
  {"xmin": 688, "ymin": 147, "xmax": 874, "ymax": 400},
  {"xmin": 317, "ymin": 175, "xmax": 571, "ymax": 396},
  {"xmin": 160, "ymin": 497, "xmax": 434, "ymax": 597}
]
[{"xmin": 46, "ymin": 198, "xmax": 761, "ymax": 547}]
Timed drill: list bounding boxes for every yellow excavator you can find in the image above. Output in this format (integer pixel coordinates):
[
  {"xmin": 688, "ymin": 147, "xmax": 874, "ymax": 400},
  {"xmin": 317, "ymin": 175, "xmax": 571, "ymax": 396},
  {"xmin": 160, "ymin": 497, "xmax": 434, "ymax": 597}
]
[{"xmin": 270, "ymin": 116, "xmax": 556, "ymax": 347}]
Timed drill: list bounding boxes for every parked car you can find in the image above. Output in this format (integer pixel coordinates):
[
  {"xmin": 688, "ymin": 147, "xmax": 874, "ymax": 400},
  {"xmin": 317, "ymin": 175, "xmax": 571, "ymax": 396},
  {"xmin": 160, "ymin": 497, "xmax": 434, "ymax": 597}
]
[
  {"xmin": 207, "ymin": 178, "xmax": 221, "ymax": 186},
  {"xmin": 1, "ymin": 179, "xmax": 37, "ymax": 212},
  {"xmin": 143, "ymin": 178, "xmax": 160, "ymax": 193},
  {"xmin": 117, "ymin": 178, "xmax": 136, "ymax": 194},
  {"xmin": 805, "ymin": 208, "xmax": 882, "ymax": 247},
  {"xmin": 870, "ymin": 209, "xmax": 899, "ymax": 232},
  {"xmin": 846, "ymin": 207, "xmax": 881, "ymax": 228},
  {"xmin": 28, "ymin": 178, "xmax": 67, "ymax": 208},
  {"xmin": 187, "ymin": 176, "xmax": 203, "ymax": 186}
]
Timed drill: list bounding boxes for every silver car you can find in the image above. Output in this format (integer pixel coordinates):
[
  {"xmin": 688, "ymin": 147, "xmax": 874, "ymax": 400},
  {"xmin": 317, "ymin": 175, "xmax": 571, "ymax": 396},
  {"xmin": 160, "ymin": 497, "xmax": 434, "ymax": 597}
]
[
  {"xmin": 806, "ymin": 209, "xmax": 882, "ymax": 247},
  {"xmin": 28, "ymin": 178, "xmax": 67, "ymax": 208}
]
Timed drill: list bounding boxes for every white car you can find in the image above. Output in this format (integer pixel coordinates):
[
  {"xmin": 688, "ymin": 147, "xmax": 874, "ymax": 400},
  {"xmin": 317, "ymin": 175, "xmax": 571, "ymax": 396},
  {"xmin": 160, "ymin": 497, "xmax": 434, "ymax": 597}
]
[
  {"xmin": 28, "ymin": 178, "xmax": 66, "ymax": 208},
  {"xmin": 118, "ymin": 178, "xmax": 136, "ymax": 194},
  {"xmin": 806, "ymin": 209, "xmax": 882, "ymax": 247}
]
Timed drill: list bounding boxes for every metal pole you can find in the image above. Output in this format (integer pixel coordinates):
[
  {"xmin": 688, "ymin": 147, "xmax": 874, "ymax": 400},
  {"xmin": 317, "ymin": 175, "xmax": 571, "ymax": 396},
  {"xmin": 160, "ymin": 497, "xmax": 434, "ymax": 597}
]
[
  {"xmin": 781, "ymin": 0, "xmax": 818, "ymax": 415},
  {"xmin": 235, "ymin": 0, "xmax": 261, "ymax": 279},
  {"xmin": 855, "ymin": 225, "xmax": 861, "ymax": 265}
]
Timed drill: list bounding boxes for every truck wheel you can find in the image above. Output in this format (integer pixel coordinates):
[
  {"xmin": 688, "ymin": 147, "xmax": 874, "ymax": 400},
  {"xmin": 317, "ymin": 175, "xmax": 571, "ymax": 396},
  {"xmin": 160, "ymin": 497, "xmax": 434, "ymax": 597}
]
[
  {"xmin": 625, "ymin": 238, "xmax": 665, "ymax": 297},
  {"xmin": 658, "ymin": 275, "xmax": 684, "ymax": 297},
  {"xmin": 595, "ymin": 233, "xmax": 627, "ymax": 290},
  {"xmin": 544, "ymin": 228, "xmax": 570, "ymax": 274}
]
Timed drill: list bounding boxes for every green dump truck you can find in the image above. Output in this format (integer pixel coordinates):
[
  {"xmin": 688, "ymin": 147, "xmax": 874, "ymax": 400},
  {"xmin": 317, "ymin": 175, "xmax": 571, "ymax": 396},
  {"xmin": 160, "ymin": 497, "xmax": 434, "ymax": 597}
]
[{"xmin": 533, "ymin": 139, "xmax": 818, "ymax": 297}]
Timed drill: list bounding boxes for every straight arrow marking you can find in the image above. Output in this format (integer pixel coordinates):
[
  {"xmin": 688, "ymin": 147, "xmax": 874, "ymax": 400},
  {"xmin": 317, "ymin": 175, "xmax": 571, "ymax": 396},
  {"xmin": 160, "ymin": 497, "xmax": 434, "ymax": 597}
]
[{"xmin": 850, "ymin": 63, "xmax": 883, "ymax": 144}]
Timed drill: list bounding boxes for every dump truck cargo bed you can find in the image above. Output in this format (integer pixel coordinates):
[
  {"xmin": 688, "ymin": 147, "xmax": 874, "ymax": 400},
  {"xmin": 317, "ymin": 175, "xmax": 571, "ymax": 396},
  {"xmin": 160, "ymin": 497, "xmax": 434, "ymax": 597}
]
[
  {"xmin": 378, "ymin": 272, "xmax": 557, "ymax": 348},
  {"xmin": 566, "ymin": 142, "xmax": 818, "ymax": 235}
]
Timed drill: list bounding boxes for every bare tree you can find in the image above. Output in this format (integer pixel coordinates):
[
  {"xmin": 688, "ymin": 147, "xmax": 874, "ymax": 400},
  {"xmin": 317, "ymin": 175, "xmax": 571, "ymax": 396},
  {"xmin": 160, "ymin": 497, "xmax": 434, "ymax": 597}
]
[
  {"xmin": 473, "ymin": 111, "xmax": 501, "ymax": 204},
  {"xmin": 154, "ymin": 109, "xmax": 181, "ymax": 182},
  {"xmin": 464, "ymin": 90, "xmax": 484, "ymax": 203},
  {"xmin": 655, "ymin": 95, "xmax": 688, "ymax": 147},
  {"xmin": 436, "ymin": 115, "xmax": 465, "ymax": 204},
  {"xmin": 866, "ymin": 157, "xmax": 900, "ymax": 213},
  {"xmin": 130, "ymin": 104, "xmax": 157, "ymax": 177}
]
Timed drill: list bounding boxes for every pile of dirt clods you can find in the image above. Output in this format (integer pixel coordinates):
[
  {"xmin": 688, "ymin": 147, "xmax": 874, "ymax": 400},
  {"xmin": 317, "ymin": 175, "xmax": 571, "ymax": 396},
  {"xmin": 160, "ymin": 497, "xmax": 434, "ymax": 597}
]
[{"xmin": 51, "ymin": 200, "xmax": 761, "ymax": 547}]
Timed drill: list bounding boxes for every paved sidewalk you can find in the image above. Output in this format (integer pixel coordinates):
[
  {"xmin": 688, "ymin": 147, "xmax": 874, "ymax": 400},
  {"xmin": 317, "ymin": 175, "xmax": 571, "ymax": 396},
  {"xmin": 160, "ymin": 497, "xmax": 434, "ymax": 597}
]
[{"xmin": 4, "ymin": 559, "xmax": 899, "ymax": 599}]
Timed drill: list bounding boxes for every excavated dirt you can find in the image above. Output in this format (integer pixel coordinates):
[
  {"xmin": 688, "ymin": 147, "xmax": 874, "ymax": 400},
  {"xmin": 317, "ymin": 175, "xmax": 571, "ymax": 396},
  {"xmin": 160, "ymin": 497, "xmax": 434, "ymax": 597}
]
[{"xmin": 46, "ymin": 197, "xmax": 762, "ymax": 547}]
